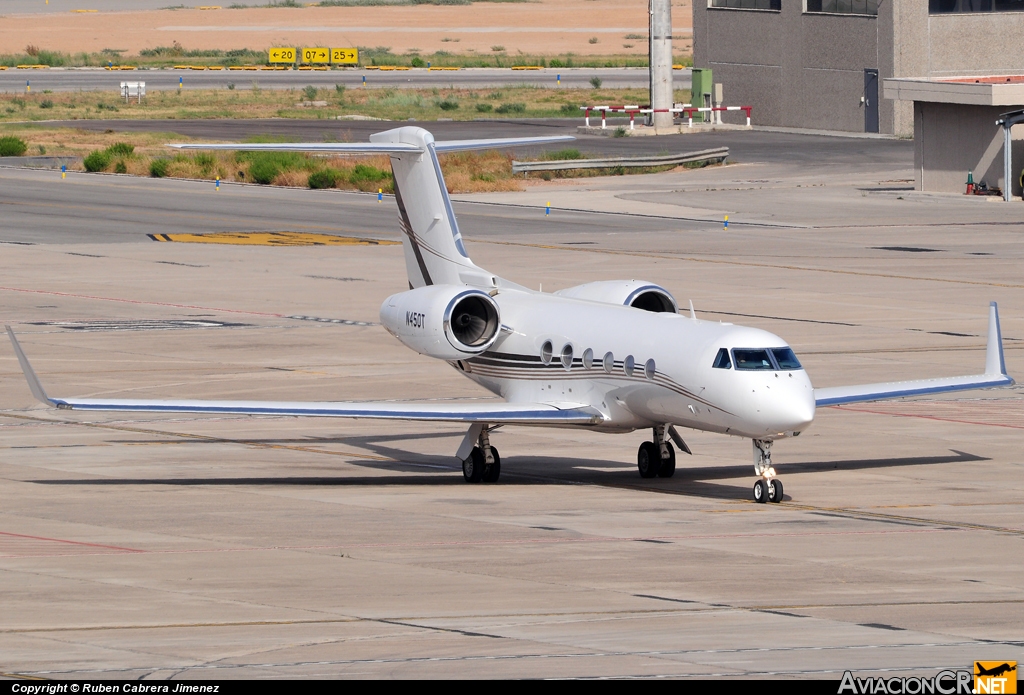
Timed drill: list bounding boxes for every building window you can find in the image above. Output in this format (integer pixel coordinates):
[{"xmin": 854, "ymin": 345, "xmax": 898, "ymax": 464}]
[
  {"xmin": 710, "ymin": 0, "xmax": 782, "ymax": 10},
  {"xmin": 930, "ymin": 0, "xmax": 1024, "ymax": 12},
  {"xmin": 806, "ymin": 0, "xmax": 879, "ymax": 14}
]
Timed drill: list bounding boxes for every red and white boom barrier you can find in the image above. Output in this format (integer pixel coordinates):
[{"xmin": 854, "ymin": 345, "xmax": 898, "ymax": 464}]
[{"xmin": 581, "ymin": 105, "xmax": 752, "ymax": 129}]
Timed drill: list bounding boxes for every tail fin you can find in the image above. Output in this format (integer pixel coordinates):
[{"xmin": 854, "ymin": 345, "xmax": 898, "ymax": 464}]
[
  {"xmin": 170, "ymin": 128, "xmax": 573, "ymax": 289},
  {"xmin": 371, "ymin": 127, "xmax": 474, "ymax": 288}
]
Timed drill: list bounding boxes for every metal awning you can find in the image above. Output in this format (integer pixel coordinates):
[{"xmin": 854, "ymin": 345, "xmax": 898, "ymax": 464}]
[{"xmin": 996, "ymin": 109, "xmax": 1024, "ymax": 201}]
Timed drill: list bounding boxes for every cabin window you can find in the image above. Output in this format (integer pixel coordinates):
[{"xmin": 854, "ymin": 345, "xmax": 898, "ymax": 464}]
[
  {"xmin": 624, "ymin": 355, "xmax": 635, "ymax": 377},
  {"xmin": 732, "ymin": 348, "xmax": 774, "ymax": 370},
  {"xmin": 603, "ymin": 351, "xmax": 615, "ymax": 373},
  {"xmin": 645, "ymin": 359, "xmax": 656, "ymax": 380},
  {"xmin": 712, "ymin": 348, "xmax": 732, "ymax": 369},
  {"xmin": 582, "ymin": 348, "xmax": 594, "ymax": 369}
]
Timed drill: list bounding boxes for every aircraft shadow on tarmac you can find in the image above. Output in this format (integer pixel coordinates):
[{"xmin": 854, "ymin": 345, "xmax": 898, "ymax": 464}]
[{"xmin": 29, "ymin": 426, "xmax": 987, "ymax": 502}]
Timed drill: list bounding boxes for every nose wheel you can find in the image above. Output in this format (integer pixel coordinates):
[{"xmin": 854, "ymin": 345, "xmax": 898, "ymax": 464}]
[
  {"xmin": 753, "ymin": 477, "xmax": 783, "ymax": 504},
  {"xmin": 752, "ymin": 439, "xmax": 784, "ymax": 503}
]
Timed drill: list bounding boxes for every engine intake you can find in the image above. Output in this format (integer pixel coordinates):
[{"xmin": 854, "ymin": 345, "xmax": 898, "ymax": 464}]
[
  {"xmin": 554, "ymin": 280, "xmax": 678, "ymax": 314},
  {"xmin": 381, "ymin": 285, "xmax": 501, "ymax": 359}
]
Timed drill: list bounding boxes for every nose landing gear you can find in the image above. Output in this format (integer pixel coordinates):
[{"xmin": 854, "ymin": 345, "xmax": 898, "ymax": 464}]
[{"xmin": 752, "ymin": 439, "xmax": 783, "ymax": 503}]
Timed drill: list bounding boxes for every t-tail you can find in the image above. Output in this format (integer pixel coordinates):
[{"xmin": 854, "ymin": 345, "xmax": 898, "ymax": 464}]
[{"xmin": 169, "ymin": 127, "xmax": 574, "ymax": 290}]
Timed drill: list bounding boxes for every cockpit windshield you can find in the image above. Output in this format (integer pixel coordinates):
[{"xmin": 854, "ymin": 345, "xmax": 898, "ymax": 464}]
[
  {"xmin": 770, "ymin": 347, "xmax": 802, "ymax": 370},
  {"xmin": 725, "ymin": 347, "xmax": 803, "ymax": 371},
  {"xmin": 732, "ymin": 349, "xmax": 774, "ymax": 370}
]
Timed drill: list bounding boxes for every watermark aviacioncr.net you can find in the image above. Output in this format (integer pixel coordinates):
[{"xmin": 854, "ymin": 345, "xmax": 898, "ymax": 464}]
[{"xmin": 839, "ymin": 663, "xmax": 1017, "ymax": 695}]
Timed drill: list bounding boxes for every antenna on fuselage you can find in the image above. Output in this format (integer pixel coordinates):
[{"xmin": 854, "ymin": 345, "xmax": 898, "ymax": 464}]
[{"xmin": 689, "ymin": 300, "xmax": 696, "ymax": 320}]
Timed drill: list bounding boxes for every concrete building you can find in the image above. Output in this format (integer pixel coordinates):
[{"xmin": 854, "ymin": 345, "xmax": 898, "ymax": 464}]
[
  {"xmin": 885, "ymin": 76, "xmax": 1024, "ymax": 196},
  {"xmin": 692, "ymin": 0, "xmax": 1024, "ymax": 137}
]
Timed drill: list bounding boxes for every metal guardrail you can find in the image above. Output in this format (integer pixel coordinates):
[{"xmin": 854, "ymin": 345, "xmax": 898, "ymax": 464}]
[{"xmin": 511, "ymin": 147, "xmax": 729, "ymax": 174}]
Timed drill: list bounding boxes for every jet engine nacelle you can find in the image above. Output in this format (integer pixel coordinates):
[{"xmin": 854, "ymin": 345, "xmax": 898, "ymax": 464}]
[
  {"xmin": 554, "ymin": 280, "xmax": 678, "ymax": 313},
  {"xmin": 380, "ymin": 285, "xmax": 501, "ymax": 359}
]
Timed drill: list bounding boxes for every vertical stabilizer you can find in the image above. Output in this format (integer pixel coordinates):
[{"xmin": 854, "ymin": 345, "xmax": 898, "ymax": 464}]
[{"xmin": 371, "ymin": 127, "xmax": 480, "ymax": 288}]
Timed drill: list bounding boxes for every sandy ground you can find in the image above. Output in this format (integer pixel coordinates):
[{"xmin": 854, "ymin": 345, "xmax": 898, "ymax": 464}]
[{"xmin": 0, "ymin": 0, "xmax": 693, "ymax": 58}]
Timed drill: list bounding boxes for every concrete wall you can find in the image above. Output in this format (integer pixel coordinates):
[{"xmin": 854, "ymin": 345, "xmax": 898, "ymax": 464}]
[
  {"xmin": 694, "ymin": 0, "xmax": 1024, "ymax": 137},
  {"xmin": 915, "ymin": 102, "xmax": 1024, "ymax": 195}
]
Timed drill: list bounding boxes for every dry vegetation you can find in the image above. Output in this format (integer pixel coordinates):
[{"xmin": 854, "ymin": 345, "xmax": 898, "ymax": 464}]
[{"xmin": 0, "ymin": 86, "xmax": 690, "ymax": 123}]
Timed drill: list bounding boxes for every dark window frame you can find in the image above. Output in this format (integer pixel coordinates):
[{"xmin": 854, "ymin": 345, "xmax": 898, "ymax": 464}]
[
  {"xmin": 710, "ymin": 0, "xmax": 782, "ymax": 11},
  {"xmin": 805, "ymin": 0, "xmax": 879, "ymax": 15},
  {"xmin": 930, "ymin": 0, "xmax": 1024, "ymax": 12}
]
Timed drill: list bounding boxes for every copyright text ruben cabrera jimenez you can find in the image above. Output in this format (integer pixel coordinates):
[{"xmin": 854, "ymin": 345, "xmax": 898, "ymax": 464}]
[{"xmin": 11, "ymin": 686, "xmax": 219, "ymax": 694}]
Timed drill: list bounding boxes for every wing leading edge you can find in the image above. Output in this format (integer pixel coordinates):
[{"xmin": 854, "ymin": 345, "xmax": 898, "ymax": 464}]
[
  {"xmin": 4, "ymin": 326, "xmax": 602, "ymax": 426},
  {"xmin": 814, "ymin": 302, "xmax": 1014, "ymax": 407}
]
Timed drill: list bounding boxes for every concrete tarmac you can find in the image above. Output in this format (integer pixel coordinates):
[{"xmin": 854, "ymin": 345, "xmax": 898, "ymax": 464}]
[
  {"xmin": 0, "ymin": 133, "xmax": 1022, "ymax": 679},
  {"xmin": 0, "ymin": 67, "xmax": 666, "ymax": 93}
]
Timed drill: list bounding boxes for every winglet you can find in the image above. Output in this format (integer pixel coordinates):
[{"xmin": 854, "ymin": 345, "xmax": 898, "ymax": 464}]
[
  {"xmin": 985, "ymin": 302, "xmax": 1009, "ymax": 377},
  {"xmin": 5, "ymin": 326, "xmax": 52, "ymax": 406}
]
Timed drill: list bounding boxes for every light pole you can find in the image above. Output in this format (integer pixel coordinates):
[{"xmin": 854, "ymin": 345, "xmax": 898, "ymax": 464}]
[{"xmin": 649, "ymin": 0, "xmax": 674, "ymax": 129}]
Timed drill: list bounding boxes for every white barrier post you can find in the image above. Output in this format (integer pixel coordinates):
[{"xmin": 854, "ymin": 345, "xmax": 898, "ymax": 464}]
[{"xmin": 601, "ymin": 109, "xmax": 607, "ymax": 129}]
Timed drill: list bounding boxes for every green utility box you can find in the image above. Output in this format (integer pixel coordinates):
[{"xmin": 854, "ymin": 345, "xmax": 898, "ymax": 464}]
[{"xmin": 691, "ymin": 68, "xmax": 713, "ymax": 123}]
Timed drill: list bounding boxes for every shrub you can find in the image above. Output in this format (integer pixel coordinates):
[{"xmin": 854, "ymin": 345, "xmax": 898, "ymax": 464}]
[
  {"xmin": 308, "ymin": 168, "xmax": 340, "ymax": 189},
  {"xmin": 106, "ymin": 142, "xmax": 134, "ymax": 157},
  {"xmin": 560, "ymin": 103, "xmax": 579, "ymax": 113},
  {"xmin": 335, "ymin": 84, "xmax": 345, "ymax": 94},
  {"xmin": 438, "ymin": 98, "xmax": 459, "ymax": 111},
  {"xmin": 588, "ymin": 37, "xmax": 599, "ymax": 44},
  {"xmin": 114, "ymin": 160, "xmax": 128, "ymax": 174},
  {"xmin": 590, "ymin": 77, "xmax": 603, "ymax": 89},
  {"xmin": 193, "ymin": 152, "xmax": 216, "ymax": 172},
  {"xmin": 83, "ymin": 150, "xmax": 111, "ymax": 172},
  {"xmin": 0, "ymin": 136, "xmax": 28, "ymax": 157},
  {"xmin": 614, "ymin": 126, "xmax": 627, "ymax": 138},
  {"xmin": 227, "ymin": 82, "xmax": 235, "ymax": 90},
  {"xmin": 149, "ymin": 158, "xmax": 170, "ymax": 178},
  {"xmin": 39, "ymin": 99, "xmax": 54, "ymax": 109},
  {"xmin": 349, "ymin": 163, "xmax": 389, "ymax": 184},
  {"xmin": 302, "ymin": 85, "xmax": 318, "ymax": 101},
  {"xmin": 475, "ymin": 103, "xmax": 493, "ymax": 112},
  {"xmin": 249, "ymin": 159, "xmax": 280, "ymax": 185},
  {"xmin": 495, "ymin": 102, "xmax": 526, "ymax": 114},
  {"xmin": 410, "ymin": 56, "xmax": 425, "ymax": 68}
]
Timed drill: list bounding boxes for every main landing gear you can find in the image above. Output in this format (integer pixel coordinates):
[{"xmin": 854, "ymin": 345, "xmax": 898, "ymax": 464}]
[
  {"xmin": 462, "ymin": 425, "xmax": 500, "ymax": 483},
  {"xmin": 752, "ymin": 439, "xmax": 783, "ymax": 503},
  {"xmin": 637, "ymin": 424, "xmax": 679, "ymax": 479}
]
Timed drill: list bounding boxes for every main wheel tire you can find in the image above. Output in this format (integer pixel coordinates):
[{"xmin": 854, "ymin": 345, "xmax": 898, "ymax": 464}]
[
  {"xmin": 753, "ymin": 479, "xmax": 768, "ymax": 503},
  {"xmin": 768, "ymin": 478, "xmax": 783, "ymax": 503},
  {"xmin": 463, "ymin": 447, "xmax": 486, "ymax": 483},
  {"xmin": 637, "ymin": 441, "xmax": 661, "ymax": 478},
  {"xmin": 656, "ymin": 441, "xmax": 676, "ymax": 478},
  {"xmin": 482, "ymin": 447, "xmax": 501, "ymax": 483}
]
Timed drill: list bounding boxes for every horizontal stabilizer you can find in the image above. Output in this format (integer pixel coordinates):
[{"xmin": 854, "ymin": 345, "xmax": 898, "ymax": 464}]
[
  {"xmin": 168, "ymin": 142, "xmax": 423, "ymax": 154},
  {"xmin": 167, "ymin": 135, "xmax": 575, "ymax": 155},
  {"xmin": 815, "ymin": 302, "xmax": 1014, "ymax": 407},
  {"xmin": 433, "ymin": 136, "xmax": 576, "ymax": 153}
]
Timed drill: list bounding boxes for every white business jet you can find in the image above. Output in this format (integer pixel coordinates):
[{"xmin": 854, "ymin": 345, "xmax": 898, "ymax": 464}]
[{"xmin": 6, "ymin": 127, "xmax": 1014, "ymax": 502}]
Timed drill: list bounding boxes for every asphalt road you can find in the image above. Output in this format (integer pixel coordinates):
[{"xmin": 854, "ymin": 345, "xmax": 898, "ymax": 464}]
[
  {"xmin": 39, "ymin": 118, "xmax": 914, "ymax": 165},
  {"xmin": 0, "ymin": 66, "xmax": 673, "ymax": 92},
  {"xmin": 0, "ymin": 165, "xmax": 679, "ymax": 246}
]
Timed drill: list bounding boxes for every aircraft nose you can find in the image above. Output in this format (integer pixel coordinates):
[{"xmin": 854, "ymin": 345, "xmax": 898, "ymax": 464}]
[{"xmin": 788, "ymin": 388, "xmax": 816, "ymax": 431}]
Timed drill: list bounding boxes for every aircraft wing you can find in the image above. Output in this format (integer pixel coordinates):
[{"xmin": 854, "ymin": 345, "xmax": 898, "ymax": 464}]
[
  {"xmin": 5, "ymin": 326, "xmax": 602, "ymax": 426},
  {"xmin": 814, "ymin": 302, "xmax": 1014, "ymax": 407}
]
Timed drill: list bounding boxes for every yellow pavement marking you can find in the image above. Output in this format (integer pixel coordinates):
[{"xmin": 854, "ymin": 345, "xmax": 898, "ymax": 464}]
[{"xmin": 149, "ymin": 232, "xmax": 399, "ymax": 247}]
